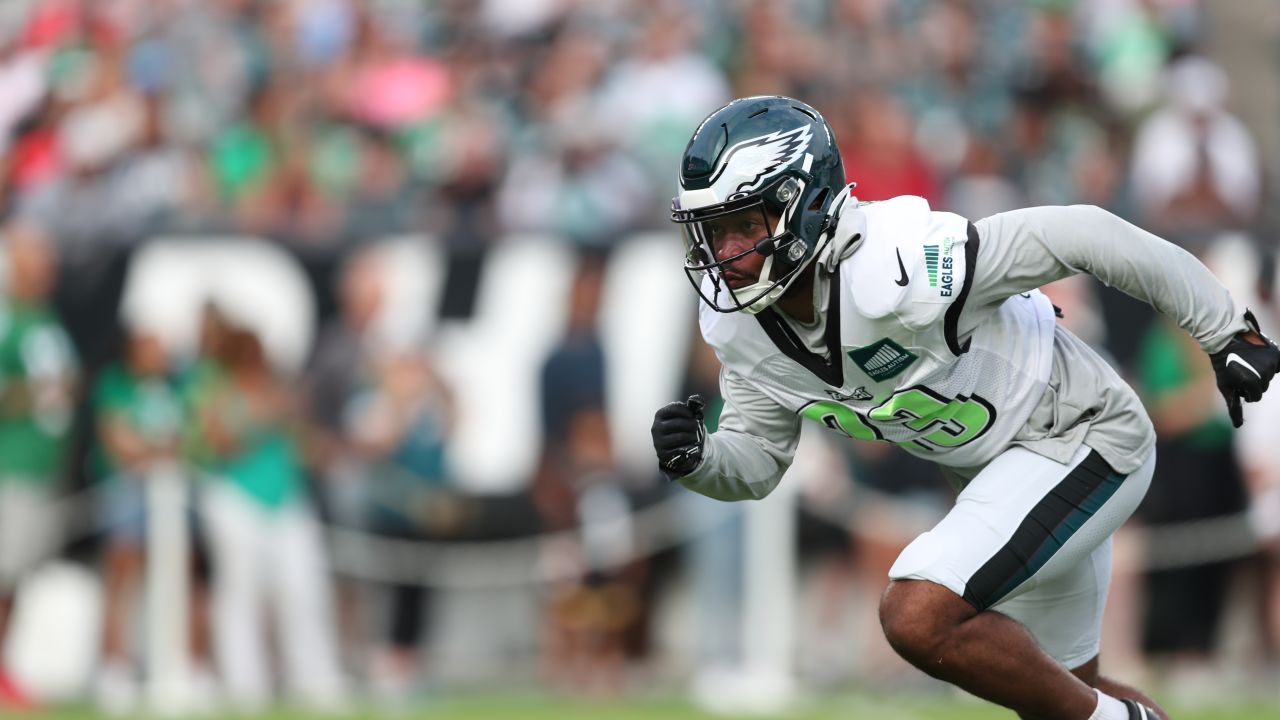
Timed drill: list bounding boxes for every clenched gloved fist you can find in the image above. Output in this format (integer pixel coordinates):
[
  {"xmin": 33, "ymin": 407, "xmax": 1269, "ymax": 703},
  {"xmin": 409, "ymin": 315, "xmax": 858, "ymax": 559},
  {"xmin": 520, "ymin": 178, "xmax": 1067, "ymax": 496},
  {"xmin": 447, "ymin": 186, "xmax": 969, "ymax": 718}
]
[
  {"xmin": 651, "ymin": 395, "xmax": 707, "ymax": 478},
  {"xmin": 1209, "ymin": 311, "xmax": 1280, "ymax": 428}
]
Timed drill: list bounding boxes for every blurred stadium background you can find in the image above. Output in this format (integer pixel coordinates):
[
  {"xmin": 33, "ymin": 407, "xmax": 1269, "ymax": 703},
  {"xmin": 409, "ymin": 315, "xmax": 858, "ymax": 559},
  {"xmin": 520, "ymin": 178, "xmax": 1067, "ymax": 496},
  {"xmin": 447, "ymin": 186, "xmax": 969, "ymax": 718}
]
[{"xmin": 0, "ymin": 0, "xmax": 1276, "ymax": 718}]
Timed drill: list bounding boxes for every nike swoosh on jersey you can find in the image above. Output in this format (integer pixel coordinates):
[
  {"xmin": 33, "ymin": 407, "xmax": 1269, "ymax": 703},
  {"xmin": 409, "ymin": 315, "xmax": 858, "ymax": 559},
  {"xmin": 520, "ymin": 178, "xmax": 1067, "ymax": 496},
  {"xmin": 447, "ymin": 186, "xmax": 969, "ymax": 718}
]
[
  {"xmin": 1226, "ymin": 352, "xmax": 1261, "ymax": 379},
  {"xmin": 894, "ymin": 248, "xmax": 909, "ymax": 286}
]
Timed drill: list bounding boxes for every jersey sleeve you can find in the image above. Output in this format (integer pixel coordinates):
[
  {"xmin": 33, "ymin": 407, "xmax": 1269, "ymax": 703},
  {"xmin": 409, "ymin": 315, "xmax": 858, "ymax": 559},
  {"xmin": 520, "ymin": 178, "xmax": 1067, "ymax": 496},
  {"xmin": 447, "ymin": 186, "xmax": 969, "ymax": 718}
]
[
  {"xmin": 967, "ymin": 205, "xmax": 1247, "ymax": 352},
  {"xmin": 676, "ymin": 366, "xmax": 800, "ymax": 501}
]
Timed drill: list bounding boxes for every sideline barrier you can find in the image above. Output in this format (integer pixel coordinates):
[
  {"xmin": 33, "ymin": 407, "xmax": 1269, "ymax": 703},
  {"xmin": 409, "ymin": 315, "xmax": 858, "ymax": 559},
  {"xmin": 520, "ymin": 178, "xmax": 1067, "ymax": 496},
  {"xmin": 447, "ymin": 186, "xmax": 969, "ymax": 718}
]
[
  {"xmin": 27, "ymin": 465, "xmax": 1280, "ymax": 585},
  {"xmin": 318, "ymin": 485, "xmax": 1280, "ymax": 585}
]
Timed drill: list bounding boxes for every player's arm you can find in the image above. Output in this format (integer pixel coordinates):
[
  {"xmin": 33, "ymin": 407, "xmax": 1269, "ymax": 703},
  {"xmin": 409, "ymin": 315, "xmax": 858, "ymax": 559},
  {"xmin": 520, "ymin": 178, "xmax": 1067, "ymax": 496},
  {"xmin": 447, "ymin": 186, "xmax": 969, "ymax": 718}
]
[
  {"xmin": 967, "ymin": 205, "xmax": 1245, "ymax": 348},
  {"xmin": 967, "ymin": 205, "xmax": 1279, "ymax": 423},
  {"xmin": 652, "ymin": 368, "xmax": 800, "ymax": 501}
]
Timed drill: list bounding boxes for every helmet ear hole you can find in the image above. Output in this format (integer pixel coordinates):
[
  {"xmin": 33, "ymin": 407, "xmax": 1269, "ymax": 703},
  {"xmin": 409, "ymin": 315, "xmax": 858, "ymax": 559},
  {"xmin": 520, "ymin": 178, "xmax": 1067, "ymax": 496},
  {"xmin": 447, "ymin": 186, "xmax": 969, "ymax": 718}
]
[{"xmin": 808, "ymin": 188, "xmax": 829, "ymax": 212}]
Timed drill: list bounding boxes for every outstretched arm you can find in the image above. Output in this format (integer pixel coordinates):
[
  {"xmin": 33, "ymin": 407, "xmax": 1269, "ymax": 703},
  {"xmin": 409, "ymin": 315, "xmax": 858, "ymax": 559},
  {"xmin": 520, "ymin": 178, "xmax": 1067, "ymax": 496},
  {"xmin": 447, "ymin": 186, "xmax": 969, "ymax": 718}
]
[
  {"xmin": 966, "ymin": 204, "xmax": 1247, "ymax": 352},
  {"xmin": 967, "ymin": 205, "xmax": 1279, "ymax": 425}
]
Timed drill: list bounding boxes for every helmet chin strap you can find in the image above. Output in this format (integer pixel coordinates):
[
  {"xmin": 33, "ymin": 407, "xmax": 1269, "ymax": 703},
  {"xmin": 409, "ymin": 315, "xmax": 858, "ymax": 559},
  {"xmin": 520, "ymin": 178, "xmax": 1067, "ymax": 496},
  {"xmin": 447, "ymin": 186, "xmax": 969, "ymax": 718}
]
[{"xmin": 732, "ymin": 254, "xmax": 777, "ymax": 314}]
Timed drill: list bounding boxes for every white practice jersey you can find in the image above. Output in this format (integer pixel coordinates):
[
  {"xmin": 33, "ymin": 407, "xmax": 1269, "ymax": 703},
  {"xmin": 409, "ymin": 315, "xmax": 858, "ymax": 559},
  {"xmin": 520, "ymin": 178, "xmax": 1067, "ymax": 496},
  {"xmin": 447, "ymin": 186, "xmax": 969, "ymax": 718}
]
[{"xmin": 681, "ymin": 197, "xmax": 1248, "ymax": 501}]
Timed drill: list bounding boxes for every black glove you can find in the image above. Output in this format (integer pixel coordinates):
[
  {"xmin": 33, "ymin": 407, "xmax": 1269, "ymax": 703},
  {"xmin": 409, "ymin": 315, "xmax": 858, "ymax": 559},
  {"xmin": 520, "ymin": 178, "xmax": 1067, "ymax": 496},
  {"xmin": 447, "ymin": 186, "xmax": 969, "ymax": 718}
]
[
  {"xmin": 1209, "ymin": 311, "xmax": 1280, "ymax": 428},
  {"xmin": 651, "ymin": 395, "xmax": 707, "ymax": 477}
]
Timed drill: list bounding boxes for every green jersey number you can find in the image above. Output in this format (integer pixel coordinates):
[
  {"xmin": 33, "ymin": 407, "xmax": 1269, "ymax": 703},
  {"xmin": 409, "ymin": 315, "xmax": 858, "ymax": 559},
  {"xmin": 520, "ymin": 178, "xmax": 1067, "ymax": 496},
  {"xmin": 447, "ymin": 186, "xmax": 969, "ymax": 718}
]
[{"xmin": 800, "ymin": 386, "xmax": 995, "ymax": 450}]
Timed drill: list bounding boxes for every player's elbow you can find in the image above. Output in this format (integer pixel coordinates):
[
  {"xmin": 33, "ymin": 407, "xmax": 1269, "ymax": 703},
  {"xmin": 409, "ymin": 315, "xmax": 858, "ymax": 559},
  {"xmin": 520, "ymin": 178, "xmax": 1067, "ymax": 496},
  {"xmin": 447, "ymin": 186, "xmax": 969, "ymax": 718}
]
[
  {"xmin": 726, "ymin": 477, "xmax": 780, "ymax": 501},
  {"xmin": 680, "ymin": 474, "xmax": 779, "ymax": 502},
  {"xmin": 743, "ymin": 481, "xmax": 777, "ymax": 501}
]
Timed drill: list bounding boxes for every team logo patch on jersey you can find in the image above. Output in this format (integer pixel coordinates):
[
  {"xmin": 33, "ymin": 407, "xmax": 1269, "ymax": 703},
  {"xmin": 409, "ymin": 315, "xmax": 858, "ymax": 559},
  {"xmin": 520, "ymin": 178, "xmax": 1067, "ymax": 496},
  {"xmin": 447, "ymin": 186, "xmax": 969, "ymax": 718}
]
[{"xmin": 847, "ymin": 339, "xmax": 917, "ymax": 382}]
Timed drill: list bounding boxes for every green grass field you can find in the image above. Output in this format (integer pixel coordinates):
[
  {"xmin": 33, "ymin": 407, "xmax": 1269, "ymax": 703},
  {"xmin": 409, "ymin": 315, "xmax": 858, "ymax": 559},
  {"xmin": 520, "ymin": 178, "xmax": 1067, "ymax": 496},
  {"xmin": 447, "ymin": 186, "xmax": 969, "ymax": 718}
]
[{"xmin": 21, "ymin": 693, "xmax": 1280, "ymax": 720}]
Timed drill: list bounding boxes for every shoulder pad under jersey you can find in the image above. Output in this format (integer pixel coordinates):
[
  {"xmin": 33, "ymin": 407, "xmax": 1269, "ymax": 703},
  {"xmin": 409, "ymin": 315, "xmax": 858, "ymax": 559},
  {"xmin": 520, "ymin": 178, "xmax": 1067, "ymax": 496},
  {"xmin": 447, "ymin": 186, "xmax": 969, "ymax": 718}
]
[{"xmin": 841, "ymin": 196, "xmax": 970, "ymax": 331}]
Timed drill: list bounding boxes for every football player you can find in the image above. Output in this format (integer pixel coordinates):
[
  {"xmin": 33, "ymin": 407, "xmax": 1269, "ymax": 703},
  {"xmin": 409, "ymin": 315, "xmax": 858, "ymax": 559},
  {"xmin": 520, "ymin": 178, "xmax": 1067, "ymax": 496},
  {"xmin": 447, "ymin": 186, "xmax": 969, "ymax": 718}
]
[{"xmin": 652, "ymin": 96, "xmax": 1280, "ymax": 720}]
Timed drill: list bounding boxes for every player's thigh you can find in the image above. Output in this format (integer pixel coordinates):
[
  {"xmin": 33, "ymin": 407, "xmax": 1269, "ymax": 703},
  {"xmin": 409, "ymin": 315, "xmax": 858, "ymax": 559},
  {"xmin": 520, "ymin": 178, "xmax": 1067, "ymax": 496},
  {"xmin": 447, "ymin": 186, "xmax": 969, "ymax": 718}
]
[
  {"xmin": 888, "ymin": 444, "xmax": 1153, "ymax": 616},
  {"xmin": 995, "ymin": 537, "xmax": 1111, "ymax": 670},
  {"xmin": 997, "ymin": 445, "xmax": 1152, "ymax": 670}
]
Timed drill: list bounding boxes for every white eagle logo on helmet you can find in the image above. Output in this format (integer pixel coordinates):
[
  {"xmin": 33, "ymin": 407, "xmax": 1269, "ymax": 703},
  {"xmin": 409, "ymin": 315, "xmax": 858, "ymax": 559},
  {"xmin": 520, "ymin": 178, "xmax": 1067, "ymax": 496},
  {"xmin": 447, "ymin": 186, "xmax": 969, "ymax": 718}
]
[{"xmin": 709, "ymin": 125, "xmax": 813, "ymax": 198}]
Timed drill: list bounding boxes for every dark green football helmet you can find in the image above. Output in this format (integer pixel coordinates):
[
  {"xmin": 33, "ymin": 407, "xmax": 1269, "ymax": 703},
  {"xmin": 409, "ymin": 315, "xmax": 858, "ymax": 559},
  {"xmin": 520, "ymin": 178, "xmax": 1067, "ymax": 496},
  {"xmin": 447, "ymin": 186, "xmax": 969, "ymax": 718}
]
[{"xmin": 671, "ymin": 96, "xmax": 846, "ymax": 313}]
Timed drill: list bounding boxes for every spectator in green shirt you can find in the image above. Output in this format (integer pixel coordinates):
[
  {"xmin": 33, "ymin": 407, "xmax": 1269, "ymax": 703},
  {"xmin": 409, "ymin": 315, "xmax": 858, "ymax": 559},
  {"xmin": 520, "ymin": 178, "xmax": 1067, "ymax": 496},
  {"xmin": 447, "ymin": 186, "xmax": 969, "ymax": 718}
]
[
  {"xmin": 92, "ymin": 329, "xmax": 213, "ymax": 714},
  {"xmin": 0, "ymin": 222, "xmax": 77, "ymax": 708},
  {"xmin": 194, "ymin": 326, "xmax": 347, "ymax": 711},
  {"xmin": 1135, "ymin": 317, "xmax": 1249, "ymax": 673}
]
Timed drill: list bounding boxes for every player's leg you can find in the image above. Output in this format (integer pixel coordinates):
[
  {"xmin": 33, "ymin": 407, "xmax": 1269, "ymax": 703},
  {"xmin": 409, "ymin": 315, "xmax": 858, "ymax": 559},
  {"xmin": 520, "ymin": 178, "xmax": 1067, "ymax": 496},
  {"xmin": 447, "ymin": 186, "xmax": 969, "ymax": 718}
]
[
  {"xmin": 995, "ymin": 537, "xmax": 1168, "ymax": 720},
  {"xmin": 880, "ymin": 445, "xmax": 1155, "ymax": 720},
  {"xmin": 881, "ymin": 578, "xmax": 1098, "ymax": 717}
]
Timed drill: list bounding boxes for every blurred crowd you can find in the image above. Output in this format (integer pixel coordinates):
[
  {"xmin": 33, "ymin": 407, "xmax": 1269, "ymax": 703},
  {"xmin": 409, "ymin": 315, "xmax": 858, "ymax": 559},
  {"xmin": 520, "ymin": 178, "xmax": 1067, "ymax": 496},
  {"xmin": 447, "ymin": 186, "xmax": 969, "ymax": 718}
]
[{"xmin": 0, "ymin": 0, "xmax": 1276, "ymax": 714}]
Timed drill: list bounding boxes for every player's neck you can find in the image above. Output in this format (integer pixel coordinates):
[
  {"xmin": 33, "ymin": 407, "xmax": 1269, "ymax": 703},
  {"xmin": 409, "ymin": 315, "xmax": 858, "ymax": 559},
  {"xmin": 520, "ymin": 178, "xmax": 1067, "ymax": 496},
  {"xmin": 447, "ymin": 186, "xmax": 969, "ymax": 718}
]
[{"xmin": 776, "ymin": 265, "xmax": 817, "ymax": 324}]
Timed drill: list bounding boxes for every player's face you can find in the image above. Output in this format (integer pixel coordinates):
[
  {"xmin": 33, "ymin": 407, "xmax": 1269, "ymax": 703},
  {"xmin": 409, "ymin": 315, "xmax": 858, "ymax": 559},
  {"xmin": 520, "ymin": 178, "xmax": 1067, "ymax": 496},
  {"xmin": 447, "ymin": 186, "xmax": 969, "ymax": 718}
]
[{"xmin": 703, "ymin": 206, "xmax": 775, "ymax": 289}]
